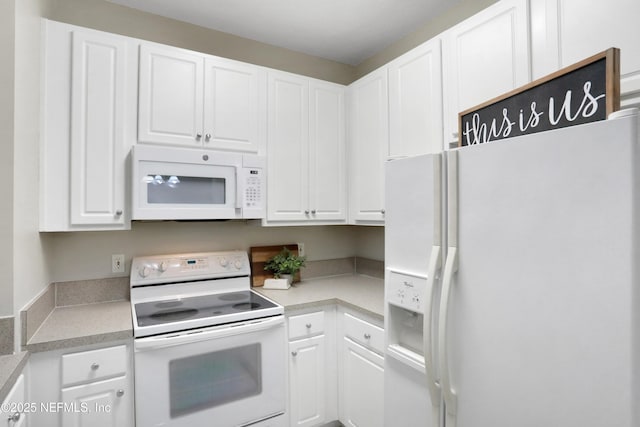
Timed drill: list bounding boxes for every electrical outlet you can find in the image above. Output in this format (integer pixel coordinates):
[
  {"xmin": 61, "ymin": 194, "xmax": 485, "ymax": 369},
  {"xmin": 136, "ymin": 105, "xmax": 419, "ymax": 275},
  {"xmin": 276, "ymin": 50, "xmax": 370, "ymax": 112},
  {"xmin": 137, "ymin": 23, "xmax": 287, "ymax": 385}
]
[
  {"xmin": 297, "ymin": 243, "xmax": 305, "ymax": 257},
  {"xmin": 112, "ymin": 254, "xmax": 125, "ymax": 273}
]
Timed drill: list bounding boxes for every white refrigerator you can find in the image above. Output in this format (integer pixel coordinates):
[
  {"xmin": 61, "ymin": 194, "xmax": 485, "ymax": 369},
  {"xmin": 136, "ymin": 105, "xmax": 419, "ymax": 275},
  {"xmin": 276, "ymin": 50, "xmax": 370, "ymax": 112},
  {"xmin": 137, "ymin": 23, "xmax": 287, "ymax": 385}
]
[{"xmin": 384, "ymin": 110, "xmax": 640, "ymax": 427}]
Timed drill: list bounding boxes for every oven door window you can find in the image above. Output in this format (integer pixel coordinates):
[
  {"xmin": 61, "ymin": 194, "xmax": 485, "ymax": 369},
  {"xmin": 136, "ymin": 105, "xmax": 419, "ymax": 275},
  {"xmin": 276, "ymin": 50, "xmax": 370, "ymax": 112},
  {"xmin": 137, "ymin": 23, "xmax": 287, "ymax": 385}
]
[{"xmin": 169, "ymin": 343, "xmax": 262, "ymax": 418}]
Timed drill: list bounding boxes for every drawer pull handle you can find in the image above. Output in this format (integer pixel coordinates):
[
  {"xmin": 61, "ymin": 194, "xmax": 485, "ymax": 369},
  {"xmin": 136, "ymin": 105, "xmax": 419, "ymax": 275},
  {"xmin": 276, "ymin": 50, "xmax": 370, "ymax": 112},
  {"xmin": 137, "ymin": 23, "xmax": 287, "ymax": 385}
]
[
  {"xmin": 291, "ymin": 351, "xmax": 298, "ymax": 357},
  {"xmin": 306, "ymin": 323, "xmax": 312, "ymax": 329},
  {"xmin": 364, "ymin": 333, "xmax": 371, "ymax": 340},
  {"xmin": 116, "ymin": 389, "xmax": 125, "ymax": 397},
  {"xmin": 91, "ymin": 363, "xmax": 100, "ymax": 370},
  {"xmin": 7, "ymin": 412, "xmax": 20, "ymax": 423}
]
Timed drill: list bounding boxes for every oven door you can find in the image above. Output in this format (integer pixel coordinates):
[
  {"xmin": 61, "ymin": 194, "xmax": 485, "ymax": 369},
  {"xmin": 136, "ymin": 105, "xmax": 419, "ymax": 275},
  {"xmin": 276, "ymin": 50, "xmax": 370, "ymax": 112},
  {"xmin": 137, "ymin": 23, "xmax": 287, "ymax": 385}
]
[{"xmin": 134, "ymin": 316, "xmax": 286, "ymax": 427}]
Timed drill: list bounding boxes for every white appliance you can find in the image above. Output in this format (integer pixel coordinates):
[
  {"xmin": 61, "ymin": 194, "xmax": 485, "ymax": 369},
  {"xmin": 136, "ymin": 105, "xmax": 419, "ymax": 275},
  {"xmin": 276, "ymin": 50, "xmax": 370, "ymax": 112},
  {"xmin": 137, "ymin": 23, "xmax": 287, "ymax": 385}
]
[
  {"xmin": 132, "ymin": 145, "xmax": 266, "ymax": 220},
  {"xmin": 384, "ymin": 110, "xmax": 640, "ymax": 427},
  {"xmin": 130, "ymin": 251, "xmax": 286, "ymax": 427}
]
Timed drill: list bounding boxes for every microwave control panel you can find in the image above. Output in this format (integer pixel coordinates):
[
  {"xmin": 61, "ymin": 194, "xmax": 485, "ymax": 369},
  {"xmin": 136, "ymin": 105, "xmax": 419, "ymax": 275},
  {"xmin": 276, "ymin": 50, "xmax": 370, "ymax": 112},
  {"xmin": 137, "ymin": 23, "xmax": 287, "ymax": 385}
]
[{"xmin": 242, "ymin": 166, "xmax": 265, "ymax": 218}]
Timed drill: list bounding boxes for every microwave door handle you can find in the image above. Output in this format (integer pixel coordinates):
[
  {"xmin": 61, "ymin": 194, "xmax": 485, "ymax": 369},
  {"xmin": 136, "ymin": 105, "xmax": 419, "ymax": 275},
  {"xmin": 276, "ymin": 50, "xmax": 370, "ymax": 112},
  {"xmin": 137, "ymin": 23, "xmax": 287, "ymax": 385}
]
[{"xmin": 235, "ymin": 165, "xmax": 242, "ymax": 209}]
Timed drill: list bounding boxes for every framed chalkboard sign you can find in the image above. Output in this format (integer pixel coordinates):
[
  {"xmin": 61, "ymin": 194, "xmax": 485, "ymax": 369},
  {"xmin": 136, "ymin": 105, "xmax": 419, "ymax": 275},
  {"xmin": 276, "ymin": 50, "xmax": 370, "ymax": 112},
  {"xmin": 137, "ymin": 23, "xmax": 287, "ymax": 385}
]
[{"xmin": 458, "ymin": 48, "xmax": 620, "ymax": 147}]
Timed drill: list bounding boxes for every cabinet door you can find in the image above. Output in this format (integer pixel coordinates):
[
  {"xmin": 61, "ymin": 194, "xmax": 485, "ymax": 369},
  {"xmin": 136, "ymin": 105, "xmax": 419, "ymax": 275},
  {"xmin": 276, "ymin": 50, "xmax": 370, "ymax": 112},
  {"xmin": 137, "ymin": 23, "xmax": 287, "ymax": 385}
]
[
  {"xmin": 340, "ymin": 337, "xmax": 384, "ymax": 427},
  {"xmin": 203, "ymin": 57, "xmax": 261, "ymax": 152},
  {"xmin": 388, "ymin": 38, "xmax": 444, "ymax": 156},
  {"xmin": 138, "ymin": 43, "xmax": 204, "ymax": 146},
  {"xmin": 61, "ymin": 376, "xmax": 133, "ymax": 427},
  {"xmin": 309, "ymin": 81, "xmax": 347, "ymax": 222},
  {"xmin": 289, "ymin": 335, "xmax": 326, "ymax": 427},
  {"xmin": 442, "ymin": 0, "xmax": 530, "ymax": 146},
  {"xmin": 3, "ymin": 374, "xmax": 26, "ymax": 427},
  {"xmin": 69, "ymin": 30, "xmax": 127, "ymax": 227},
  {"xmin": 348, "ymin": 68, "xmax": 388, "ymax": 224},
  {"xmin": 532, "ymin": 0, "xmax": 640, "ymax": 107},
  {"xmin": 267, "ymin": 72, "xmax": 309, "ymax": 221}
]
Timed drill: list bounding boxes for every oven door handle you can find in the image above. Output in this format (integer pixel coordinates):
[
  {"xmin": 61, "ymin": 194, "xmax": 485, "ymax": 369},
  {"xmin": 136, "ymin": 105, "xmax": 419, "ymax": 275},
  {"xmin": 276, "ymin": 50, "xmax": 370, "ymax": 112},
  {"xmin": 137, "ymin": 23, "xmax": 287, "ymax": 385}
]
[{"xmin": 135, "ymin": 316, "xmax": 284, "ymax": 351}]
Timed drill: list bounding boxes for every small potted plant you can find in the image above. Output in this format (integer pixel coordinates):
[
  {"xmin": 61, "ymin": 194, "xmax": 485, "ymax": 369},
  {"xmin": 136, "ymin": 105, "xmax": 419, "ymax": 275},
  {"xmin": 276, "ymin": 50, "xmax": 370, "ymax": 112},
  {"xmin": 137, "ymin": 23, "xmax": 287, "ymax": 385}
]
[{"xmin": 263, "ymin": 247, "xmax": 306, "ymax": 288}]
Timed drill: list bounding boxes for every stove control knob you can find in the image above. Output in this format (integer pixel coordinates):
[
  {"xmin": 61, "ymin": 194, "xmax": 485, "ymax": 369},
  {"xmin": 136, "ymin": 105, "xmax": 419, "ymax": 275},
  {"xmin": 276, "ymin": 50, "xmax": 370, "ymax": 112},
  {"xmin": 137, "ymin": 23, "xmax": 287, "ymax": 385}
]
[
  {"xmin": 139, "ymin": 266, "xmax": 150, "ymax": 278},
  {"xmin": 219, "ymin": 257, "xmax": 229, "ymax": 267},
  {"xmin": 234, "ymin": 260, "xmax": 243, "ymax": 269},
  {"xmin": 158, "ymin": 261, "xmax": 169, "ymax": 273}
]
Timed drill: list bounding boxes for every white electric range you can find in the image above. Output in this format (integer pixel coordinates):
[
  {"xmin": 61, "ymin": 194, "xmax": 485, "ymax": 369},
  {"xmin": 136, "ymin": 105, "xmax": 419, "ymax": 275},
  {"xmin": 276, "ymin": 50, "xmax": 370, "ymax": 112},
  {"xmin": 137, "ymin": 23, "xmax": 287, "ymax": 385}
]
[{"xmin": 130, "ymin": 250, "xmax": 286, "ymax": 427}]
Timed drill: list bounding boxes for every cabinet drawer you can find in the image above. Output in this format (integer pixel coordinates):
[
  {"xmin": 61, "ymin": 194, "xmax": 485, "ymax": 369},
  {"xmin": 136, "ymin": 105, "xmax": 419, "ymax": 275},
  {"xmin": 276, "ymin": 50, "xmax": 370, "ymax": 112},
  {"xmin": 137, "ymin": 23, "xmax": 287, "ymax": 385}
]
[
  {"xmin": 62, "ymin": 345, "xmax": 127, "ymax": 386},
  {"xmin": 288, "ymin": 311, "xmax": 325, "ymax": 340},
  {"xmin": 343, "ymin": 312, "xmax": 384, "ymax": 354}
]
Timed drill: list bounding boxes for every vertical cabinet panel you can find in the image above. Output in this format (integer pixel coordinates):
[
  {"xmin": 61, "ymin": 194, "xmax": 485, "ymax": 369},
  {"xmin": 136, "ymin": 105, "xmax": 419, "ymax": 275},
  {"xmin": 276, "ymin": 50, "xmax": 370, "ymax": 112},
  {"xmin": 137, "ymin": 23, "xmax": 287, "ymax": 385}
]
[
  {"xmin": 289, "ymin": 335, "xmax": 327, "ymax": 427},
  {"xmin": 309, "ymin": 82, "xmax": 346, "ymax": 221},
  {"xmin": 68, "ymin": 30, "xmax": 128, "ymax": 227},
  {"xmin": 348, "ymin": 68, "xmax": 388, "ymax": 224},
  {"xmin": 388, "ymin": 38, "xmax": 443, "ymax": 156},
  {"xmin": 138, "ymin": 44, "xmax": 204, "ymax": 146},
  {"xmin": 341, "ymin": 338, "xmax": 384, "ymax": 427},
  {"xmin": 267, "ymin": 73, "xmax": 309, "ymax": 221},
  {"xmin": 204, "ymin": 57, "xmax": 260, "ymax": 152},
  {"xmin": 442, "ymin": 0, "xmax": 530, "ymax": 145}
]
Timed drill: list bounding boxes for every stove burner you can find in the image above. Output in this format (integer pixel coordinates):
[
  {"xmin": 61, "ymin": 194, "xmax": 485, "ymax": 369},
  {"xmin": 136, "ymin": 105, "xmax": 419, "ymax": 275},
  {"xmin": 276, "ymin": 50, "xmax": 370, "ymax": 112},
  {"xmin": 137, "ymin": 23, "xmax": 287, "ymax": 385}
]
[
  {"xmin": 219, "ymin": 293, "xmax": 246, "ymax": 302},
  {"xmin": 155, "ymin": 300, "xmax": 183, "ymax": 309},
  {"xmin": 150, "ymin": 308, "xmax": 198, "ymax": 321},
  {"xmin": 232, "ymin": 302, "xmax": 261, "ymax": 310}
]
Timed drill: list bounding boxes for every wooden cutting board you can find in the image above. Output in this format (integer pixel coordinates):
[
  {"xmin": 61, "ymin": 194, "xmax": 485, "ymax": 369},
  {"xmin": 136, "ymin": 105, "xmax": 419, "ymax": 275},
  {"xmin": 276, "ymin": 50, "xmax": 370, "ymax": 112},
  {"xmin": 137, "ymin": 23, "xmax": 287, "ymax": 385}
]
[{"xmin": 249, "ymin": 244, "xmax": 300, "ymax": 287}]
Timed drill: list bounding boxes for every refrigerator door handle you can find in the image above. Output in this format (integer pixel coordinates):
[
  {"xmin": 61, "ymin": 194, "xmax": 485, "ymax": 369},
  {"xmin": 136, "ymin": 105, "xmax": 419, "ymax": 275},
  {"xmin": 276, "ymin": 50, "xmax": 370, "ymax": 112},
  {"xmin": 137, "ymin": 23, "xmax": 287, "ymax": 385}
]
[
  {"xmin": 424, "ymin": 244, "xmax": 442, "ymax": 406},
  {"xmin": 439, "ymin": 246, "xmax": 458, "ymax": 424}
]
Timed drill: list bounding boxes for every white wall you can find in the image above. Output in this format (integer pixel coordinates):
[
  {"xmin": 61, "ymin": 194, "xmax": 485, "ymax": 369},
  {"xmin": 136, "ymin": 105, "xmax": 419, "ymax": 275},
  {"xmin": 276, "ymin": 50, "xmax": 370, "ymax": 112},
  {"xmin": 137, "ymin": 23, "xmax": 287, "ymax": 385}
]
[
  {"xmin": 44, "ymin": 222, "xmax": 358, "ymax": 282},
  {"xmin": 1, "ymin": 0, "xmax": 16, "ymax": 318},
  {"xmin": 13, "ymin": 0, "xmax": 52, "ymax": 350}
]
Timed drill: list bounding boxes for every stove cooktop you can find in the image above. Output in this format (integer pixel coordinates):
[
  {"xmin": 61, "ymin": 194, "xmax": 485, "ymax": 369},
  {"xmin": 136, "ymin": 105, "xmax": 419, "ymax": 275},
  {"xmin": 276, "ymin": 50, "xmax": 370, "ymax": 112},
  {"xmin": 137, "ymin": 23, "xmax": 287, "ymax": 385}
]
[{"xmin": 134, "ymin": 290, "xmax": 279, "ymax": 328}]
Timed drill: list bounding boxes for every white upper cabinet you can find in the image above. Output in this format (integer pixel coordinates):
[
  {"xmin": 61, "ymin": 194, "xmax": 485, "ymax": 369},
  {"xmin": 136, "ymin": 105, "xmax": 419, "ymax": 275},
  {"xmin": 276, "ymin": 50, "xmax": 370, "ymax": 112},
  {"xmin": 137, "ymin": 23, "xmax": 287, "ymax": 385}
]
[
  {"xmin": 531, "ymin": 0, "xmax": 640, "ymax": 108},
  {"xmin": 347, "ymin": 68, "xmax": 388, "ymax": 225},
  {"xmin": 41, "ymin": 20, "xmax": 137, "ymax": 231},
  {"xmin": 138, "ymin": 44, "xmax": 204, "ymax": 147},
  {"xmin": 266, "ymin": 71, "xmax": 346, "ymax": 224},
  {"xmin": 308, "ymin": 81, "xmax": 347, "ymax": 222},
  {"xmin": 138, "ymin": 43, "xmax": 263, "ymax": 152},
  {"xmin": 388, "ymin": 38, "xmax": 444, "ymax": 156},
  {"xmin": 442, "ymin": 0, "xmax": 530, "ymax": 146}
]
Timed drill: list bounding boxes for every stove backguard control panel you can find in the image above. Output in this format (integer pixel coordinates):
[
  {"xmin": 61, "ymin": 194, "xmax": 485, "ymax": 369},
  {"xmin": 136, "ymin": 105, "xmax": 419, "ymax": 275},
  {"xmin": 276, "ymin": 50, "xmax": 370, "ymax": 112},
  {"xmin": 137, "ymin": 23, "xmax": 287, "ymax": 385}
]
[{"xmin": 130, "ymin": 251, "xmax": 250, "ymax": 287}]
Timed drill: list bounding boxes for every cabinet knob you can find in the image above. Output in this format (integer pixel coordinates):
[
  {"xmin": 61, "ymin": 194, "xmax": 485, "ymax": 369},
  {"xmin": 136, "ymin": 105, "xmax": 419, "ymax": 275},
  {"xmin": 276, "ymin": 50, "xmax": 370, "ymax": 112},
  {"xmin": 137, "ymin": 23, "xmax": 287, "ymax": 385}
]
[
  {"xmin": 291, "ymin": 351, "xmax": 298, "ymax": 357},
  {"xmin": 196, "ymin": 133, "xmax": 202, "ymax": 140},
  {"xmin": 115, "ymin": 210, "xmax": 123, "ymax": 216},
  {"xmin": 7, "ymin": 412, "xmax": 20, "ymax": 423},
  {"xmin": 306, "ymin": 323, "xmax": 312, "ymax": 329},
  {"xmin": 381, "ymin": 209, "xmax": 386, "ymax": 215},
  {"xmin": 364, "ymin": 333, "xmax": 371, "ymax": 340},
  {"xmin": 91, "ymin": 363, "xmax": 100, "ymax": 370},
  {"xmin": 116, "ymin": 389, "xmax": 125, "ymax": 397},
  {"xmin": 304, "ymin": 210, "xmax": 310, "ymax": 215},
  {"xmin": 311, "ymin": 210, "xmax": 316, "ymax": 215},
  {"xmin": 205, "ymin": 133, "xmax": 212, "ymax": 141}
]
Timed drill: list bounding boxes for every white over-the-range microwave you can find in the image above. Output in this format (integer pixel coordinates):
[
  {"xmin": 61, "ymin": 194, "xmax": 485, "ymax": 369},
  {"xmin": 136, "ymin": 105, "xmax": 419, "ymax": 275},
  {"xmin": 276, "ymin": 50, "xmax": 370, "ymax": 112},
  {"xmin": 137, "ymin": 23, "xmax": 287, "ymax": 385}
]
[{"xmin": 132, "ymin": 145, "xmax": 266, "ymax": 220}]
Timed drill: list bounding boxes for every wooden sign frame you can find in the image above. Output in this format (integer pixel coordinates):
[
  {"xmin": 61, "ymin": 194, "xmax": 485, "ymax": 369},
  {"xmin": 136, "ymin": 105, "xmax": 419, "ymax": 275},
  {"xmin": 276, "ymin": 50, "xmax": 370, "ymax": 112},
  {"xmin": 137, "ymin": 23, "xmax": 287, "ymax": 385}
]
[{"xmin": 458, "ymin": 48, "xmax": 620, "ymax": 147}]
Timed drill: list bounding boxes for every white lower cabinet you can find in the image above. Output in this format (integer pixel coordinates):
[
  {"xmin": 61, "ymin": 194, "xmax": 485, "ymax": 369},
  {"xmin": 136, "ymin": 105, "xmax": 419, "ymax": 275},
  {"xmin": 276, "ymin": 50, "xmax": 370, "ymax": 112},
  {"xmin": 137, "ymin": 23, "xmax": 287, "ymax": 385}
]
[
  {"xmin": 29, "ymin": 342, "xmax": 134, "ymax": 427},
  {"xmin": 338, "ymin": 310, "xmax": 385, "ymax": 427},
  {"xmin": 287, "ymin": 307, "xmax": 337, "ymax": 427},
  {"xmin": 2, "ymin": 374, "xmax": 27, "ymax": 427}
]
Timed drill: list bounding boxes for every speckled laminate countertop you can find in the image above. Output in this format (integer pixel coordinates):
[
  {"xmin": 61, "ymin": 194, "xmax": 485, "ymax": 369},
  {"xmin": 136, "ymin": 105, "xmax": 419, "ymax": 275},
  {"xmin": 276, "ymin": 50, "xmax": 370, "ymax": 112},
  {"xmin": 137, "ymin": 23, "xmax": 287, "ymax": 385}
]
[
  {"xmin": 254, "ymin": 274, "xmax": 384, "ymax": 320},
  {"xmin": 0, "ymin": 352, "xmax": 29, "ymax": 403},
  {"xmin": 25, "ymin": 300, "xmax": 133, "ymax": 353}
]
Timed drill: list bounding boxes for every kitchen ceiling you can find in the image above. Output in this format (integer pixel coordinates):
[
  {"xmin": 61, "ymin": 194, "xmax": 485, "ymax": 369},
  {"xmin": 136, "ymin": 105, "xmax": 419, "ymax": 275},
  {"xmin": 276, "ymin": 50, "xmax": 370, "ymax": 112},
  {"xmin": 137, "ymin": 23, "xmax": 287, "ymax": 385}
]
[{"xmin": 105, "ymin": 0, "xmax": 461, "ymax": 66}]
